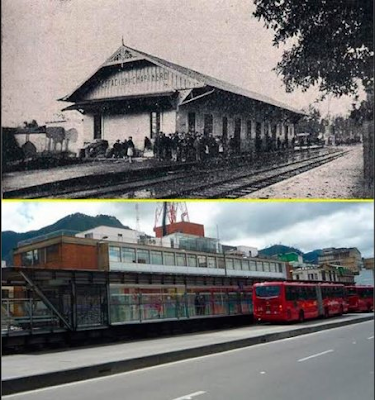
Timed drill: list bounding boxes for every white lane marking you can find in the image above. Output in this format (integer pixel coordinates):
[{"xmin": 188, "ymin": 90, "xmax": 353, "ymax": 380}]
[
  {"xmin": 172, "ymin": 391, "xmax": 206, "ymax": 400},
  {"xmin": 298, "ymin": 349, "xmax": 334, "ymax": 362},
  {"xmin": 352, "ymin": 341, "xmax": 356, "ymax": 344},
  {"xmin": 367, "ymin": 336, "xmax": 374, "ymax": 340},
  {"xmin": 260, "ymin": 371, "xmax": 266, "ymax": 375},
  {"xmin": 3, "ymin": 322, "xmax": 372, "ymax": 398}
]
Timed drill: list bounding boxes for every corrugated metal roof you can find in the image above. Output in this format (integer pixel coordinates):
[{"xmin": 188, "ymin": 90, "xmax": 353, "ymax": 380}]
[{"xmin": 61, "ymin": 44, "xmax": 305, "ymax": 115}]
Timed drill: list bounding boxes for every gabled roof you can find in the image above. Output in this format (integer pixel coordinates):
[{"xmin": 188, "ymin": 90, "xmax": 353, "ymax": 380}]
[{"xmin": 61, "ymin": 44, "xmax": 304, "ymax": 115}]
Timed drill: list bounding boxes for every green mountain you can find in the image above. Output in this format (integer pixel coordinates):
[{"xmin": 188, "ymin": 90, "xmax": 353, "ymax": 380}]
[
  {"xmin": 259, "ymin": 244, "xmax": 321, "ymax": 264},
  {"xmin": 3, "ymin": 218, "xmax": 323, "ymax": 267},
  {"xmin": 1, "ymin": 213, "xmax": 129, "ymax": 265},
  {"xmin": 259, "ymin": 245, "xmax": 303, "ymax": 257},
  {"xmin": 303, "ymin": 249, "xmax": 323, "ymax": 264}
]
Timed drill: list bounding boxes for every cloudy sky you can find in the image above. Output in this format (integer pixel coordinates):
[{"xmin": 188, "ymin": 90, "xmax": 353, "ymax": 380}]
[
  {"xmin": 2, "ymin": 0, "xmax": 364, "ymax": 127},
  {"xmin": 2, "ymin": 201, "xmax": 373, "ymax": 257}
]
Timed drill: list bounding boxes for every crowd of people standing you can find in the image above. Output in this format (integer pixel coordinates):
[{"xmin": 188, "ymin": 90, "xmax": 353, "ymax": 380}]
[
  {"xmin": 153, "ymin": 131, "xmax": 227, "ymax": 162},
  {"xmin": 111, "ymin": 136, "xmax": 135, "ymax": 162},
  {"xmin": 107, "ymin": 131, "xmax": 295, "ymax": 163}
]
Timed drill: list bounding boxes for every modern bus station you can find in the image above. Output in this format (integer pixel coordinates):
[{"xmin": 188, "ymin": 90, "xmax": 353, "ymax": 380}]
[
  {"xmin": 2, "ymin": 217, "xmax": 286, "ymax": 349},
  {"xmin": 2, "ymin": 206, "xmax": 373, "ymax": 353}
]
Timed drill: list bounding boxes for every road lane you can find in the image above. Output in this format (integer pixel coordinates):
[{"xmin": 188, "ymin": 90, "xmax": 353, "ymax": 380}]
[
  {"xmin": 3, "ymin": 321, "xmax": 373, "ymax": 400},
  {"xmin": 297, "ymin": 349, "xmax": 334, "ymax": 362}
]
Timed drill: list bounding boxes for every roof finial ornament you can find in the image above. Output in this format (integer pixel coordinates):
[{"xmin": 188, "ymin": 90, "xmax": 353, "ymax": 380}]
[{"xmin": 122, "ymin": 36, "xmax": 124, "ymax": 46}]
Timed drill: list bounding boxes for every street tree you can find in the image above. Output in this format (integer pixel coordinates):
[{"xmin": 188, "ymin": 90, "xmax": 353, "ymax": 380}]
[
  {"xmin": 253, "ymin": 0, "xmax": 373, "ymax": 97},
  {"xmin": 296, "ymin": 105, "xmax": 324, "ymax": 136}
]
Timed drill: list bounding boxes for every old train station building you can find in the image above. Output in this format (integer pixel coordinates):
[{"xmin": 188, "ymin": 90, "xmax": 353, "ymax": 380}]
[{"xmin": 60, "ymin": 44, "xmax": 304, "ymax": 154}]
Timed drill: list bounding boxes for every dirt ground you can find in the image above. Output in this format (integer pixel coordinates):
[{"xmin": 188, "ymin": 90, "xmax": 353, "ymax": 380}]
[{"xmin": 244, "ymin": 145, "xmax": 372, "ymax": 199}]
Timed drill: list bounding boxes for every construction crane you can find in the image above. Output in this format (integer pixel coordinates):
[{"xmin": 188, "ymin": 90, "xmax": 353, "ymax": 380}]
[{"xmin": 154, "ymin": 202, "xmax": 190, "ymax": 235}]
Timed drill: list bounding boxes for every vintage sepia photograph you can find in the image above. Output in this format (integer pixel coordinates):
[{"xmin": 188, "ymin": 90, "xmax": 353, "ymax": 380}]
[{"xmin": 2, "ymin": 0, "xmax": 373, "ymax": 199}]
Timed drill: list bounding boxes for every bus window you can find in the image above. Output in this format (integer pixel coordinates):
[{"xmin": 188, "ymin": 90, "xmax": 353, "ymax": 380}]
[
  {"xmin": 255, "ymin": 286, "xmax": 281, "ymax": 298},
  {"xmin": 347, "ymin": 287, "xmax": 357, "ymax": 296},
  {"xmin": 285, "ymin": 286, "xmax": 298, "ymax": 301}
]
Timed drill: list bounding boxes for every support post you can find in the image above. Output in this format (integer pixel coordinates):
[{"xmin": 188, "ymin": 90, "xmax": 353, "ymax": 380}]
[{"xmin": 19, "ymin": 271, "xmax": 73, "ymax": 331}]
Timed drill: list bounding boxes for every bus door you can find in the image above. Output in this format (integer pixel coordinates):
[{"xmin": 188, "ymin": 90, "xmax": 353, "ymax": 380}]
[
  {"xmin": 316, "ymin": 286, "xmax": 324, "ymax": 317},
  {"xmin": 346, "ymin": 286, "xmax": 359, "ymax": 312}
]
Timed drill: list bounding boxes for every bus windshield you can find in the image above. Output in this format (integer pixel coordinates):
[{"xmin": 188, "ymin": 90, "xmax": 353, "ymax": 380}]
[{"xmin": 255, "ymin": 286, "xmax": 281, "ymax": 298}]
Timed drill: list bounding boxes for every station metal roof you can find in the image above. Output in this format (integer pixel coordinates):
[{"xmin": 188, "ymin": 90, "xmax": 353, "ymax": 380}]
[{"xmin": 60, "ymin": 44, "xmax": 305, "ymax": 116}]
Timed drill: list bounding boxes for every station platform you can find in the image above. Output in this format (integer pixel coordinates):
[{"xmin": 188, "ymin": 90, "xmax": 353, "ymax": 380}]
[
  {"xmin": 2, "ymin": 313, "xmax": 373, "ymax": 395},
  {"xmin": 2, "ymin": 146, "xmax": 327, "ymax": 197},
  {"xmin": 2, "ymin": 157, "xmax": 185, "ymax": 194}
]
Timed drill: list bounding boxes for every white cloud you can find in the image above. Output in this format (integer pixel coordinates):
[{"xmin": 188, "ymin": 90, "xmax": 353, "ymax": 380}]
[{"xmin": 2, "ymin": 201, "xmax": 373, "ymax": 257}]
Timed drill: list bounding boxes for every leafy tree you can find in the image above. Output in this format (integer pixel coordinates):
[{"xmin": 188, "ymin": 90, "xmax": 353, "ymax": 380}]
[
  {"xmin": 296, "ymin": 105, "xmax": 324, "ymax": 136},
  {"xmin": 253, "ymin": 0, "xmax": 373, "ymax": 97},
  {"xmin": 331, "ymin": 115, "xmax": 358, "ymax": 144},
  {"xmin": 350, "ymin": 93, "xmax": 374, "ymax": 125},
  {"xmin": 22, "ymin": 120, "xmax": 39, "ymax": 130}
]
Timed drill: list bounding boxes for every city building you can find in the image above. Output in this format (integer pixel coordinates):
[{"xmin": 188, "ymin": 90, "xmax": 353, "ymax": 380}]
[
  {"xmin": 318, "ymin": 247, "xmax": 363, "ymax": 273},
  {"xmin": 291, "ymin": 263, "xmax": 355, "ymax": 284},
  {"xmin": 277, "ymin": 252, "xmax": 303, "ymax": 264},
  {"xmin": 154, "ymin": 221, "xmax": 204, "ymax": 238},
  {"xmin": 363, "ymin": 257, "xmax": 374, "ymax": 270},
  {"xmin": 12, "ymin": 226, "xmax": 286, "ymax": 280},
  {"xmin": 60, "ymin": 43, "xmax": 304, "ymax": 155},
  {"xmin": 76, "ymin": 225, "xmax": 147, "ymax": 243}
]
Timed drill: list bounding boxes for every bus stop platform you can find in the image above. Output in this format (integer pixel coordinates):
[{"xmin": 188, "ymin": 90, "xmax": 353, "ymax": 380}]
[{"xmin": 2, "ymin": 313, "xmax": 373, "ymax": 395}]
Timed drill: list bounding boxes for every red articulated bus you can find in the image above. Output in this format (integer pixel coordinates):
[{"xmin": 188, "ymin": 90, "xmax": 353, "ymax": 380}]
[
  {"xmin": 319, "ymin": 283, "xmax": 347, "ymax": 317},
  {"xmin": 346, "ymin": 285, "xmax": 374, "ymax": 312},
  {"xmin": 253, "ymin": 281, "xmax": 347, "ymax": 323}
]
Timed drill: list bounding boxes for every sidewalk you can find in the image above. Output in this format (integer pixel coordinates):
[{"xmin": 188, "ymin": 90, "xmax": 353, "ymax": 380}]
[{"xmin": 2, "ymin": 313, "xmax": 373, "ymax": 395}]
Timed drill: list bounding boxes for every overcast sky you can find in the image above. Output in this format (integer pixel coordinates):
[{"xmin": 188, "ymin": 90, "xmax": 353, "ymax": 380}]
[
  {"xmin": 2, "ymin": 0, "xmax": 364, "ymax": 127},
  {"xmin": 2, "ymin": 201, "xmax": 373, "ymax": 257}
]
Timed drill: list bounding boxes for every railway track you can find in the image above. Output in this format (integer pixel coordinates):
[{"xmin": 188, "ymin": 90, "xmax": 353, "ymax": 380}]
[
  {"xmin": 36, "ymin": 148, "xmax": 346, "ymax": 199},
  {"xmin": 98, "ymin": 148, "xmax": 347, "ymax": 199},
  {"xmin": 173, "ymin": 150, "xmax": 348, "ymax": 199}
]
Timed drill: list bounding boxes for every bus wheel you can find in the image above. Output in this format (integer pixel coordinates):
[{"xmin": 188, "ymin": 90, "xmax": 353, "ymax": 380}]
[{"xmin": 298, "ymin": 310, "xmax": 304, "ymax": 322}]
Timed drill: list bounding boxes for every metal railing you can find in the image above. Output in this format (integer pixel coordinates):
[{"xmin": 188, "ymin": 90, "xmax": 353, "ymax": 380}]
[
  {"xmin": 1, "ymin": 298, "xmax": 61, "ymax": 335},
  {"xmin": 18, "ymin": 230, "xmax": 79, "ymax": 246}
]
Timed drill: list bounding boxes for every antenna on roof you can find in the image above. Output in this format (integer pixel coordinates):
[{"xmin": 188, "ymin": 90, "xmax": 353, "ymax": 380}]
[
  {"xmin": 122, "ymin": 36, "xmax": 124, "ymax": 46},
  {"xmin": 135, "ymin": 203, "xmax": 140, "ymax": 232}
]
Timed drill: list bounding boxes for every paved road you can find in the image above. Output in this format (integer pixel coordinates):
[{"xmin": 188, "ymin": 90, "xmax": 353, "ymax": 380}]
[{"xmin": 3, "ymin": 321, "xmax": 373, "ymax": 400}]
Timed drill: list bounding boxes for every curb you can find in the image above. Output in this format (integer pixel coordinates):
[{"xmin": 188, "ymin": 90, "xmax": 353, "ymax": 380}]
[{"xmin": 2, "ymin": 315, "xmax": 373, "ymax": 395}]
